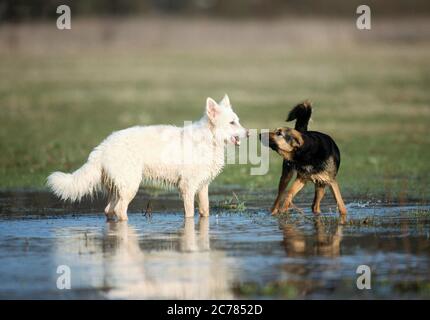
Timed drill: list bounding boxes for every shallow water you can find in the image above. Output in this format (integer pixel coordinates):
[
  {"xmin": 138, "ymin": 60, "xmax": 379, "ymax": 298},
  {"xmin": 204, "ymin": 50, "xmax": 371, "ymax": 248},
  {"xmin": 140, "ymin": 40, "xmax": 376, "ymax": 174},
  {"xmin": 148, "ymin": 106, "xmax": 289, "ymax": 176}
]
[{"xmin": 0, "ymin": 191, "xmax": 429, "ymax": 299}]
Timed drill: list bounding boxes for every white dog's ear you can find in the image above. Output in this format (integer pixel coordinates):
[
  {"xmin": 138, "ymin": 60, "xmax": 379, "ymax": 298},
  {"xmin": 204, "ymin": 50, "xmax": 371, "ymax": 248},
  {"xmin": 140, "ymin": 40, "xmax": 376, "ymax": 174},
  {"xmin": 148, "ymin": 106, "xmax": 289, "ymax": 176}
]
[
  {"xmin": 220, "ymin": 94, "xmax": 231, "ymax": 108},
  {"xmin": 206, "ymin": 97, "xmax": 220, "ymax": 121}
]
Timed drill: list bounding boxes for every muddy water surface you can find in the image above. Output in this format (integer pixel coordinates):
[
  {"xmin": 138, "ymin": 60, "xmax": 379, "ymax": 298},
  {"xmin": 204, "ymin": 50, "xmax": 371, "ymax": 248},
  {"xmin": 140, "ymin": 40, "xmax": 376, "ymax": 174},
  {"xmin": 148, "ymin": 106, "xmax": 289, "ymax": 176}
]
[{"xmin": 0, "ymin": 191, "xmax": 429, "ymax": 299}]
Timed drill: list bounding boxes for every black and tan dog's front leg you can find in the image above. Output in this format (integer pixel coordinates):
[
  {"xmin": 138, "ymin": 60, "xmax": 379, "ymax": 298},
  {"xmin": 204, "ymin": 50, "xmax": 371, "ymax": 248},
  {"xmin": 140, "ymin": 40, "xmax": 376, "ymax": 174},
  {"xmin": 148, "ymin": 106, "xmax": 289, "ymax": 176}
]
[
  {"xmin": 278, "ymin": 177, "xmax": 306, "ymax": 214},
  {"xmin": 271, "ymin": 161, "xmax": 294, "ymax": 215}
]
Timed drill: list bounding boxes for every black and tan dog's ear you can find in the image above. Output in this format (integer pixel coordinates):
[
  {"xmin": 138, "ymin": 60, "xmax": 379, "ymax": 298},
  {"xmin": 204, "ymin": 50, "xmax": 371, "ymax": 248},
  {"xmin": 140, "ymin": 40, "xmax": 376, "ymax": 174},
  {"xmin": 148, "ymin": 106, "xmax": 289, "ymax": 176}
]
[
  {"xmin": 289, "ymin": 137, "xmax": 301, "ymax": 149},
  {"xmin": 284, "ymin": 136, "xmax": 300, "ymax": 149},
  {"xmin": 287, "ymin": 129, "xmax": 304, "ymax": 149}
]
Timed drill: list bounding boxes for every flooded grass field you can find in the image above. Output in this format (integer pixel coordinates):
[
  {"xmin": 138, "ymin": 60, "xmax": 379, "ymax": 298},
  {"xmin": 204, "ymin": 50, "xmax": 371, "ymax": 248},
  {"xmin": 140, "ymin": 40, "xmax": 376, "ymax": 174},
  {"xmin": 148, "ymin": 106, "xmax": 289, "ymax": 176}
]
[
  {"xmin": 1, "ymin": 19, "xmax": 429, "ymax": 300},
  {"xmin": 1, "ymin": 191, "xmax": 429, "ymax": 299}
]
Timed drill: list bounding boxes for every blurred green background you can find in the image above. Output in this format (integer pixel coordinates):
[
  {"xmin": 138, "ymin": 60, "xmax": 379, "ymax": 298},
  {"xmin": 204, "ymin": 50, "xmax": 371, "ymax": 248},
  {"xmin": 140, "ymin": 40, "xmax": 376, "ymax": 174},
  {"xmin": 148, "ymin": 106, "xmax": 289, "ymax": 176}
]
[{"xmin": 0, "ymin": 1, "xmax": 429, "ymax": 202}]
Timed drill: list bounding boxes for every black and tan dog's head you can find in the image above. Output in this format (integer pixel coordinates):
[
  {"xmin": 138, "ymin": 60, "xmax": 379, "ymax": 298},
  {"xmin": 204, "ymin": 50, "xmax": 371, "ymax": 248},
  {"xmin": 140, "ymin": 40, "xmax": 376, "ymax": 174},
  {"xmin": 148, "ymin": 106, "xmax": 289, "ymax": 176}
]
[{"xmin": 260, "ymin": 127, "xmax": 304, "ymax": 160}]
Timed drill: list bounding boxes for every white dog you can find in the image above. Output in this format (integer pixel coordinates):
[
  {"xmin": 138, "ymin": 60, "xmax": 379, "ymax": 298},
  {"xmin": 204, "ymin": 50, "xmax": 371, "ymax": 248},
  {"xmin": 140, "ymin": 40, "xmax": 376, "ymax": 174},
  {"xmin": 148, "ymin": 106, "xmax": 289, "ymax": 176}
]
[{"xmin": 47, "ymin": 95, "xmax": 248, "ymax": 221}]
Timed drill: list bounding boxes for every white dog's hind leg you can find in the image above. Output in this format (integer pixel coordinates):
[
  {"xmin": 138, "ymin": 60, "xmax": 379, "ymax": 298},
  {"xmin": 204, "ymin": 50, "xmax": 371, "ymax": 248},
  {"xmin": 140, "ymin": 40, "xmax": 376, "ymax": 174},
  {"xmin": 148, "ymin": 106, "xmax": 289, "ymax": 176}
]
[
  {"xmin": 112, "ymin": 184, "xmax": 139, "ymax": 221},
  {"xmin": 113, "ymin": 197, "xmax": 130, "ymax": 221},
  {"xmin": 104, "ymin": 195, "xmax": 117, "ymax": 221},
  {"xmin": 198, "ymin": 184, "xmax": 209, "ymax": 217}
]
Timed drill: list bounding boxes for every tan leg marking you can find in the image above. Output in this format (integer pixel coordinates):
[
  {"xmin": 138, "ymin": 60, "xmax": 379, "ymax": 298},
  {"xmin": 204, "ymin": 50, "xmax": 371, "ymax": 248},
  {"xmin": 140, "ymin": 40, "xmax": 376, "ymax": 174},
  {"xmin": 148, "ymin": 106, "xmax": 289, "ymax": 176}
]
[
  {"xmin": 277, "ymin": 177, "xmax": 306, "ymax": 215},
  {"xmin": 272, "ymin": 161, "xmax": 294, "ymax": 215},
  {"xmin": 329, "ymin": 180, "xmax": 347, "ymax": 216},
  {"xmin": 312, "ymin": 184, "xmax": 326, "ymax": 214}
]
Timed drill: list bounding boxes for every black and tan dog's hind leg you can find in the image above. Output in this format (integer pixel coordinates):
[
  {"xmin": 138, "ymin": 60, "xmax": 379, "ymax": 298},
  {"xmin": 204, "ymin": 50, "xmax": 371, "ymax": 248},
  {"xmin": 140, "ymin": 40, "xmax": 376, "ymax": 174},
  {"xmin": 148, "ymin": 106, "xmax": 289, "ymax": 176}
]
[
  {"xmin": 329, "ymin": 180, "xmax": 347, "ymax": 216},
  {"xmin": 278, "ymin": 177, "xmax": 306, "ymax": 214},
  {"xmin": 271, "ymin": 160, "xmax": 294, "ymax": 215},
  {"xmin": 312, "ymin": 183, "xmax": 326, "ymax": 214}
]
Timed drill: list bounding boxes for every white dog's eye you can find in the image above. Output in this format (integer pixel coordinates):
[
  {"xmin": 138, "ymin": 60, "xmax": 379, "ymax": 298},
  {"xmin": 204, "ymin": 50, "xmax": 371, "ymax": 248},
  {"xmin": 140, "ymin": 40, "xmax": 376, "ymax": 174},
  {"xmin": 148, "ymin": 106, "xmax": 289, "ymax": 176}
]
[{"xmin": 230, "ymin": 121, "xmax": 235, "ymax": 125}]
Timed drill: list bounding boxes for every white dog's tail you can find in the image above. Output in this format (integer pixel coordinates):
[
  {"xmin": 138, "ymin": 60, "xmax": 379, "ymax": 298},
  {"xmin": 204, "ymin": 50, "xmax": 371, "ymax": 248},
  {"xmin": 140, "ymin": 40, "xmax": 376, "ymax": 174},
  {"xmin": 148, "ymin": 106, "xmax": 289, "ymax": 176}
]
[{"xmin": 47, "ymin": 150, "xmax": 102, "ymax": 202}]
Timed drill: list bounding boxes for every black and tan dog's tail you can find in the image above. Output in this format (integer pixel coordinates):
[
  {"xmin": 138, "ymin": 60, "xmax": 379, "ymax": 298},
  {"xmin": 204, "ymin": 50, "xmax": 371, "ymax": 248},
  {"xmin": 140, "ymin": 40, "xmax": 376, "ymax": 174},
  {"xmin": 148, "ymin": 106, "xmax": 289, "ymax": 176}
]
[{"xmin": 286, "ymin": 100, "xmax": 312, "ymax": 132}]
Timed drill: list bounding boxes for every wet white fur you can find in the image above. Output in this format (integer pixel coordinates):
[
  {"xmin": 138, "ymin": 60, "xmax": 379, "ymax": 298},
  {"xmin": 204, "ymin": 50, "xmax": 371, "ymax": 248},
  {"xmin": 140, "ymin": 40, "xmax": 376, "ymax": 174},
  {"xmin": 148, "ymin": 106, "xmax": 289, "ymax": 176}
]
[{"xmin": 47, "ymin": 95, "xmax": 247, "ymax": 221}]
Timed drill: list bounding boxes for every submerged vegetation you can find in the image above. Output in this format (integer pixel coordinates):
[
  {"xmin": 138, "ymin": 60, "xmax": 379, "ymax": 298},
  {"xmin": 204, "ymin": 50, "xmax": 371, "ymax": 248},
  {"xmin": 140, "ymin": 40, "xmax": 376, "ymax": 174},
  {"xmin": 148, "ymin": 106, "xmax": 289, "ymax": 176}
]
[{"xmin": 214, "ymin": 192, "xmax": 247, "ymax": 212}]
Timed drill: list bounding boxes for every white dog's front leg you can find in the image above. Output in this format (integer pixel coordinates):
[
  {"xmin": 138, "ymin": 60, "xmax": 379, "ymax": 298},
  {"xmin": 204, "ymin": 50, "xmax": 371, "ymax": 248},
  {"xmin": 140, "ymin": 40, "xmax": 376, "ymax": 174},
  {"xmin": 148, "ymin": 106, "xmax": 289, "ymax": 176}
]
[
  {"xmin": 181, "ymin": 189, "xmax": 196, "ymax": 218},
  {"xmin": 198, "ymin": 184, "xmax": 210, "ymax": 217}
]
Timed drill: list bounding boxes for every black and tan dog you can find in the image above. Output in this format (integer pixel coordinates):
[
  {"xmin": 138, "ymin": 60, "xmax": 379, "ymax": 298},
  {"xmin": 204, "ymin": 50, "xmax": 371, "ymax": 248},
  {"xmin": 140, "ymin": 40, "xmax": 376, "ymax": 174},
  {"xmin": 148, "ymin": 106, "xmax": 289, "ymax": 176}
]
[{"xmin": 260, "ymin": 101, "xmax": 347, "ymax": 217}]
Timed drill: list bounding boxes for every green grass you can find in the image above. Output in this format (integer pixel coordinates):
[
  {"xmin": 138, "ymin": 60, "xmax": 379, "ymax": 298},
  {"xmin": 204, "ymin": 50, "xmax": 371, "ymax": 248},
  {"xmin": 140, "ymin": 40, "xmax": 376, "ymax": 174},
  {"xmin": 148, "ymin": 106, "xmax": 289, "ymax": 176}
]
[
  {"xmin": 1, "ymin": 21, "xmax": 430, "ymax": 202},
  {"xmin": 213, "ymin": 192, "xmax": 247, "ymax": 211}
]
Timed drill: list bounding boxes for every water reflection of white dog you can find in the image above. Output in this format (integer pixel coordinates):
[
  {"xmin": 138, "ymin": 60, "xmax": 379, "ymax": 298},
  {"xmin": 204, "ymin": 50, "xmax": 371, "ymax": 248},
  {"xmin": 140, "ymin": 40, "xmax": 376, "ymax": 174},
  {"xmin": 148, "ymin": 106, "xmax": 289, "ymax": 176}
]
[{"xmin": 54, "ymin": 217, "xmax": 233, "ymax": 299}]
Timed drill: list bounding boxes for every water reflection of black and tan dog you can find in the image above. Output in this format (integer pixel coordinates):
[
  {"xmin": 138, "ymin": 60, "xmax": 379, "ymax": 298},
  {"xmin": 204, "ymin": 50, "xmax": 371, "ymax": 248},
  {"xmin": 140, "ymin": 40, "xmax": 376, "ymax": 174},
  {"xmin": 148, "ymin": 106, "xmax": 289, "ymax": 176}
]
[
  {"xmin": 281, "ymin": 217, "xmax": 343, "ymax": 258},
  {"xmin": 55, "ymin": 217, "xmax": 232, "ymax": 299},
  {"xmin": 279, "ymin": 217, "xmax": 344, "ymax": 294}
]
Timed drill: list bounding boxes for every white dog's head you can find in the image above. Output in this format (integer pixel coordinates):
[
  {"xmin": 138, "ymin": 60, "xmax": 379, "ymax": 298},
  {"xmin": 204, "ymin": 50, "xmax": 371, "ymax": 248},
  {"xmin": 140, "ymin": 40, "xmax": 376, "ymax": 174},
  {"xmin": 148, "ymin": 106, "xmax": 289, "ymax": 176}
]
[{"xmin": 206, "ymin": 95, "xmax": 249, "ymax": 146}]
